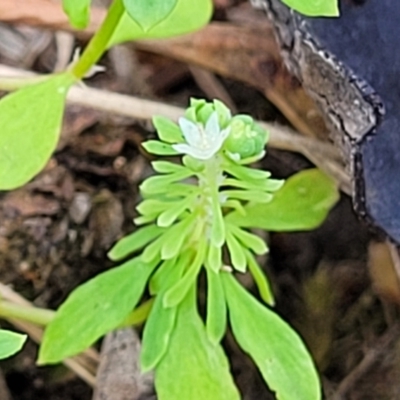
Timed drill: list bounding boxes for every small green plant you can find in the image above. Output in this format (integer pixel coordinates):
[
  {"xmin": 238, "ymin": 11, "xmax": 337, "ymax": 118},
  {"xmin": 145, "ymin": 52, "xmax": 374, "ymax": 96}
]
[
  {"xmin": 281, "ymin": 0, "xmax": 339, "ymax": 16},
  {"xmin": 38, "ymin": 99, "xmax": 339, "ymax": 399},
  {"xmin": 0, "ymin": 0, "xmax": 340, "ymax": 393}
]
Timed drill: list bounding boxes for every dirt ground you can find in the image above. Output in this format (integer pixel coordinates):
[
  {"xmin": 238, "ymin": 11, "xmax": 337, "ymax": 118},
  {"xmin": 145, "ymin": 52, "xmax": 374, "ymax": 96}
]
[{"xmin": 1, "ymin": 1, "xmax": 400, "ymax": 399}]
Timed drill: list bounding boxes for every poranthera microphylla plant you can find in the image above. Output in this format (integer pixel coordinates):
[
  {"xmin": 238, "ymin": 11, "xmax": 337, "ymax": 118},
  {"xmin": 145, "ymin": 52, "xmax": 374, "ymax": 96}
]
[
  {"xmin": 38, "ymin": 99, "xmax": 329, "ymax": 400},
  {"xmin": 0, "ymin": 0, "xmax": 340, "ymax": 398}
]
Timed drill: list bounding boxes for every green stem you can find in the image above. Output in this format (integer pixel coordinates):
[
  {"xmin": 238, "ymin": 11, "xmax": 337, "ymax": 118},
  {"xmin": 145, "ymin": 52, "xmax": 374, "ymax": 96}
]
[
  {"xmin": 0, "ymin": 302, "xmax": 54, "ymax": 326},
  {"xmin": 0, "ymin": 298, "xmax": 152, "ymax": 329},
  {"xmin": 72, "ymin": 0, "xmax": 125, "ymax": 79},
  {"xmin": 119, "ymin": 298, "xmax": 154, "ymax": 327}
]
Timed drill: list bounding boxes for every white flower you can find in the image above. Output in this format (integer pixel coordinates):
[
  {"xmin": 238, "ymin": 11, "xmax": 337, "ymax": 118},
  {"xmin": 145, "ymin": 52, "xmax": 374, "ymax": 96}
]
[{"xmin": 172, "ymin": 112, "xmax": 230, "ymax": 160}]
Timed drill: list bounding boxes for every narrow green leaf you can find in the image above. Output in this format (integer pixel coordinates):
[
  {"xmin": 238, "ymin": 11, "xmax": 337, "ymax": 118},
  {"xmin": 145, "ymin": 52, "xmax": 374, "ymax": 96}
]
[
  {"xmin": 160, "ymin": 215, "xmax": 195, "ymax": 259},
  {"xmin": 142, "ymin": 140, "xmax": 179, "ymax": 156},
  {"xmin": 141, "ymin": 294, "xmax": 178, "ymax": 371},
  {"xmin": 223, "ymin": 199, "xmax": 246, "ymax": 215},
  {"xmin": 134, "ymin": 213, "xmax": 159, "ymax": 226},
  {"xmin": 0, "ymin": 330, "xmax": 27, "ymax": 359},
  {"xmin": 141, "ymin": 233, "xmax": 167, "ymax": 263},
  {"xmin": 222, "ymin": 190, "xmax": 273, "ymax": 203},
  {"xmin": 226, "ymin": 230, "xmax": 247, "ymax": 272},
  {"xmin": 0, "ymin": 73, "xmax": 75, "ymax": 190},
  {"xmin": 210, "ymin": 200, "xmax": 225, "ymax": 247},
  {"xmin": 123, "ymin": 0, "xmax": 177, "ymax": 32},
  {"xmin": 164, "ymin": 183, "xmax": 199, "ymax": 198},
  {"xmin": 153, "ymin": 116, "xmax": 183, "ymax": 144},
  {"xmin": 136, "ymin": 199, "xmax": 171, "ymax": 217},
  {"xmin": 157, "ymin": 195, "xmax": 195, "ymax": 227},
  {"xmin": 282, "ymin": 0, "xmax": 339, "ymax": 17},
  {"xmin": 227, "ymin": 169, "xmax": 339, "ymax": 231},
  {"xmin": 63, "ymin": 0, "xmax": 91, "ymax": 29},
  {"xmin": 108, "ymin": 224, "xmax": 165, "ymax": 261},
  {"xmin": 155, "ymin": 287, "xmax": 240, "ymax": 400},
  {"xmin": 207, "ymin": 243, "xmax": 222, "ymax": 273},
  {"xmin": 222, "ymin": 274, "xmax": 321, "ymax": 400},
  {"xmin": 163, "ymin": 241, "xmax": 206, "ymax": 307},
  {"xmin": 228, "ymin": 224, "xmax": 268, "ymax": 255},
  {"xmin": 223, "ymin": 162, "xmax": 271, "ymax": 183},
  {"xmin": 151, "ymin": 160, "xmax": 188, "ymax": 174},
  {"xmin": 108, "ymin": 0, "xmax": 213, "ymax": 45},
  {"xmin": 246, "ymin": 251, "xmax": 274, "ymax": 306},
  {"xmin": 140, "ymin": 170, "xmax": 194, "ymax": 195},
  {"xmin": 222, "ymin": 177, "xmax": 284, "ymax": 192},
  {"xmin": 149, "ymin": 252, "xmax": 187, "ymax": 295},
  {"xmin": 39, "ymin": 258, "xmax": 157, "ymax": 364},
  {"xmin": 206, "ymin": 269, "xmax": 227, "ymax": 344}
]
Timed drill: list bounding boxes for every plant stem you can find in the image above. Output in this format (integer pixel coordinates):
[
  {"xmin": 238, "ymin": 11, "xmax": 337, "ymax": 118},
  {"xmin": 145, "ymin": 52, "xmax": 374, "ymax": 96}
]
[
  {"xmin": 72, "ymin": 0, "xmax": 125, "ymax": 79},
  {"xmin": 0, "ymin": 301, "xmax": 54, "ymax": 326},
  {"xmin": 0, "ymin": 298, "xmax": 153, "ymax": 330},
  {"xmin": 119, "ymin": 299, "xmax": 154, "ymax": 327}
]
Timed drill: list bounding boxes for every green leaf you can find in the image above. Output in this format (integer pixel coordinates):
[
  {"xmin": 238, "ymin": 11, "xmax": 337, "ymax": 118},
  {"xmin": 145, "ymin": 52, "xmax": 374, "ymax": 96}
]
[
  {"xmin": 108, "ymin": 224, "xmax": 165, "ymax": 261},
  {"xmin": 223, "ymin": 162, "xmax": 271, "ymax": 183},
  {"xmin": 0, "ymin": 330, "xmax": 27, "ymax": 359},
  {"xmin": 228, "ymin": 224, "xmax": 268, "ymax": 255},
  {"xmin": 282, "ymin": 0, "xmax": 339, "ymax": 17},
  {"xmin": 160, "ymin": 214, "xmax": 195, "ymax": 259},
  {"xmin": 222, "ymin": 177, "xmax": 284, "ymax": 192},
  {"xmin": 153, "ymin": 116, "xmax": 183, "ymax": 144},
  {"xmin": 222, "ymin": 273, "xmax": 321, "ymax": 400},
  {"xmin": 246, "ymin": 251, "xmax": 274, "ymax": 305},
  {"xmin": 109, "ymin": 0, "xmax": 213, "ymax": 46},
  {"xmin": 39, "ymin": 258, "xmax": 156, "ymax": 364},
  {"xmin": 163, "ymin": 241, "xmax": 206, "ymax": 307},
  {"xmin": 149, "ymin": 252, "xmax": 186, "ymax": 295},
  {"xmin": 155, "ymin": 287, "xmax": 240, "ymax": 400},
  {"xmin": 141, "ymin": 233, "xmax": 167, "ymax": 263},
  {"xmin": 0, "ymin": 73, "xmax": 75, "ymax": 190},
  {"xmin": 206, "ymin": 243, "xmax": 222, "ymax": 272},
  {"xmin": 123, "ymin": 0, "xmax": 177, "ymax": 32},
  {"xmin": 140, "ymin": 170, "xmax": 194, "ymax": 195},
  {"xmin": 137, "ymin": 198, "xmax": 177, "ymax": 217},
  {"xmin": 226, "ymin": 230, "xmax": 247, "ymax": 272},
  {"xmin": 210, "ymin": 199, "xmax": 225, "ymax": 247},
  {"xmin": 151, "ymin": 160, "xmax": 187, "ymax": 174},
  {"xmin": 62, "ymin": 0, "xmax": 91, "ymax": 29},
  {"xmin": 142, "ymin": 140, "xmax": 179, "ymax": 156},
  {"xmin": 205, "ymin": 269, "xmax": 226, "ymax": 344},
  {"xmin": 227, "ymin": 169, "xmax": 339, "ymax": 231},
  {"xmin": 157, "ymin": 195, "xmax": 195, "ymax": 227},
  {"xmin": 141, "ymin": 294, "xmax": 178, "ymax": 371},
  {"xmin": 134, "ymin": 212, "xmax": 160, "ymax": 226},
  {"xmin": 222, "ymin": 190, "xmax": 273, "ymax": 203}
]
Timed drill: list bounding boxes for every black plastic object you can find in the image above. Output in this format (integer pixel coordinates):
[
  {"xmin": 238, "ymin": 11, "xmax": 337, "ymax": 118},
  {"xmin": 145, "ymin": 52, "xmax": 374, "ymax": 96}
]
[{"xmin": 252, "ymin": 0, "xmax": 400, "ymax": 244}]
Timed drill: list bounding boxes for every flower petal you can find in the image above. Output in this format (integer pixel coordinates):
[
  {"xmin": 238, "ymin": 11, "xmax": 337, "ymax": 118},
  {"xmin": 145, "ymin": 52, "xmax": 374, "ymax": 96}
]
[
  {"xmin": 205, "ymin": 112, "xmax": 220, "ymax": 139},
  {"xmin": 172, "ymin": 143, "xmax": 216, "ymax": 160},
  {"xmin": 178, "ymin": 117, "xmax": 201, "ymax": 147}
]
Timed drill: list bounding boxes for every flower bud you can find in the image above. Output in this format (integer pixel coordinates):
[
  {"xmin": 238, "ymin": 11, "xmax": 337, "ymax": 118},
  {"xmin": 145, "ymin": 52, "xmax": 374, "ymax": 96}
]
[
  {"xmin": 223, "ymin": 115, "xmax": 268, "ymax": 159},
  {"xmin": 185, "ymin": 98, "xmax": 231, "ymax": 128}
]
